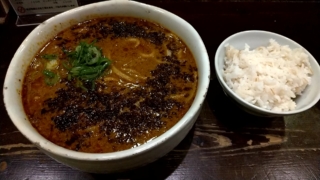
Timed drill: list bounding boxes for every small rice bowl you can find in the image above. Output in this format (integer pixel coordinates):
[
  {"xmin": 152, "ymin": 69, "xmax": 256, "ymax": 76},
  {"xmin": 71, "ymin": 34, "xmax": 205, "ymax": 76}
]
[{"xmin": 223, "ymin": 39, "xmax": 312, "ymax": 112}]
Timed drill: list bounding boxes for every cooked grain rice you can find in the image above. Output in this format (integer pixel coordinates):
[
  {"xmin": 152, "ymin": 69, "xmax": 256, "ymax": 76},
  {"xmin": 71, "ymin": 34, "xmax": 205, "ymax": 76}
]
[{"xmin": 223, "ymin": 39, "xmax": 312, "ymax": 112}]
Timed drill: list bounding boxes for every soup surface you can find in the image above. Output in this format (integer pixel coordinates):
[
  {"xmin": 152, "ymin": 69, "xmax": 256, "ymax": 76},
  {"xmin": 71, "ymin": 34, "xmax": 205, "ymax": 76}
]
[{"xmin": 22, "ymin": 17, "xmax": 198, "ymax": 153}]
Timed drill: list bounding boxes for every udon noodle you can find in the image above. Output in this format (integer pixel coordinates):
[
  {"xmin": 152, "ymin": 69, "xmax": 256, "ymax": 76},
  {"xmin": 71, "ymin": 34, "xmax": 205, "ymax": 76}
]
[{"xmin": 22, "ymin": 17, "xmax": 198, "ymax": 153}]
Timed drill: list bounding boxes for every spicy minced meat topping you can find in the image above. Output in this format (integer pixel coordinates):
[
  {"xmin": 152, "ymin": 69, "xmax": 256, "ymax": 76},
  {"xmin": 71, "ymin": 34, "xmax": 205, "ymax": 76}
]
[
  {"xmin": 64, "ymin": 18, "xmax": 166, "ymax": 45},
  {"xmin": 41, "ymin": 59, "xmax": 194, "ymax": 148}
]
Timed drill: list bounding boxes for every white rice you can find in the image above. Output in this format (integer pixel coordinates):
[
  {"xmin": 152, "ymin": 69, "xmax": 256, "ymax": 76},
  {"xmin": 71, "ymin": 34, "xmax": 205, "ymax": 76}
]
[{"xmin": 223, "ymin": 39, "xmax": 312, "ymax": 112}]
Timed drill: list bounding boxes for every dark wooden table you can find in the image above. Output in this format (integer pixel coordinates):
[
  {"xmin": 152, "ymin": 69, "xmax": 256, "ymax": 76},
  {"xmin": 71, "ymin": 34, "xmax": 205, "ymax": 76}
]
[{"xmin": 1, "ymin": 1, "xmax": 320, "ymax": 179}]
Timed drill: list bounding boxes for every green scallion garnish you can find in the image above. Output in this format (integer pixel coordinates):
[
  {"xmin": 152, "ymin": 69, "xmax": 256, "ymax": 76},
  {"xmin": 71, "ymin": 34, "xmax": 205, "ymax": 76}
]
[
  {"xmin": 64, "ymin": 41, "xmax": 111, "ymax": 90},
  {"xmin": 43, "ymin": 69, "xmax": 59, "ymax": 86},
  {"xmin": 42, "ymin": 54, "xmax": 57, "ymax": 60}
]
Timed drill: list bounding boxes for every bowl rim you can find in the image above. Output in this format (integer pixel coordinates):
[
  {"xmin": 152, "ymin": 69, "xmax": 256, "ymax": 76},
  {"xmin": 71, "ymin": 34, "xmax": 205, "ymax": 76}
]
[
  {"xmin": 3, "ymin": 0, "xmax": 210, "ymax": 161},
  {"xmin": 214, "ymin": 30, "xmax": 320, "ymax": 116}
]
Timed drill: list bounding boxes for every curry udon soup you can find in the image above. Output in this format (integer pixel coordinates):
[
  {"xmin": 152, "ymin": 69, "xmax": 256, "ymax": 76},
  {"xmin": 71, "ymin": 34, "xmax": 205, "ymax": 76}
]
[{"xmin": 22, "ymin": 17, "xmax": 198, "ymax": 153}]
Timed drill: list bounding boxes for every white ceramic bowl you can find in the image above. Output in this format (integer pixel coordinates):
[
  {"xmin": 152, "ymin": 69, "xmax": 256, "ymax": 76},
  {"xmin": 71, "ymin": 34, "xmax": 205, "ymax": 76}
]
[
  {"xmin": 3, "ymin": 0, "xmax": 210, "ymax": 173},
  {"xmin": 215, "ymin": 30, "xmax": 320, "ymax": 117}
]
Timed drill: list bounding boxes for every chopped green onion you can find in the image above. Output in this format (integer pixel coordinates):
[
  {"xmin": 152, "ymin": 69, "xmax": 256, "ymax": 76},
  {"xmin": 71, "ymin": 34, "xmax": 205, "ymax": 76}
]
[
  {"xmin": 43, "ymin": 69, "xmax": 59, "ymax": 86},
  {"xmin": 64, "ymin": 41, "xmax": 111, "ymax": 90},
  {"xmin": 42, "ymin": 54, "xmax": 57, "ymax": 60},
  {"xmin": 75, "ymin": 79, "xmax": 88, "ymax": 92}
]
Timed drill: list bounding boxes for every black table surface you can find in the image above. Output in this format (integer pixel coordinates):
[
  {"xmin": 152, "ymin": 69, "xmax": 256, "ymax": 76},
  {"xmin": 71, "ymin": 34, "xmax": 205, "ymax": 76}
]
[{"xmin": 1, "ymin": 1, "xmax": 320, "ymax": 179}]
